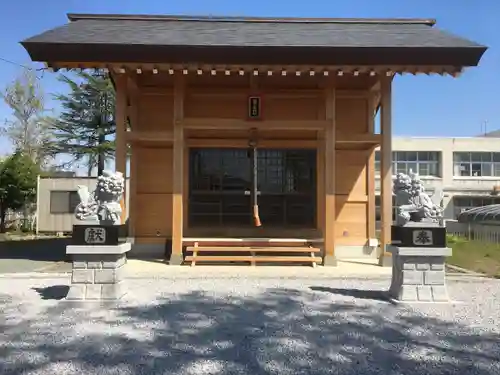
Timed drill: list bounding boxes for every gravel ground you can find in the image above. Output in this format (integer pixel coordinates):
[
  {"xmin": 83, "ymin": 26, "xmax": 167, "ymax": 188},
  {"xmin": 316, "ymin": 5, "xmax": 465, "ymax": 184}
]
[{"xmin": 0, "ymin": 274, "xmax": 499, "ymax": 375}]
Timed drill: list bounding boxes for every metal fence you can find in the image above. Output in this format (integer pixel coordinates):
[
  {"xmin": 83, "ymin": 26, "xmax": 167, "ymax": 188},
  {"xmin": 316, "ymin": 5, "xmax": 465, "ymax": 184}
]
[{"xmin": 446, "ymin": 219, "xmax": 500, "ymax": 244}]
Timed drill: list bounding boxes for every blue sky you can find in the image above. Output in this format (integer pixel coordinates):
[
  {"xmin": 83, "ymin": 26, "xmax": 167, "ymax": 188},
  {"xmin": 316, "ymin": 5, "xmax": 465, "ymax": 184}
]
[{"xmin": 0, "ymin": 0, "xmax": 498, "ymax": 157}]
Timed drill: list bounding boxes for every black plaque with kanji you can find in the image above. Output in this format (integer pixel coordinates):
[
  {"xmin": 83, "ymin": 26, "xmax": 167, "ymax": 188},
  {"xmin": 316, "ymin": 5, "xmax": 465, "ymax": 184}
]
[
  {"xmin": 72, "ymin": 224, "xmax": 120, "ymax": 246},
  {"xmin": 391, "ymin": 225, "xmax": 446, "ymax": 247},
  {"xmin": 248, "ymin": 96, "xmax": 261, "ymax": 119}
]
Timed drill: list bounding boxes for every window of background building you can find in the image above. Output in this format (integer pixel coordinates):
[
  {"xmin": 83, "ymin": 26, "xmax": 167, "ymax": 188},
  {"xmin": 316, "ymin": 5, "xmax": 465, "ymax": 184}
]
[
  {"xmin": 375, "ymin": 195, "xmax": 397, "ymax": 221},
  {"xmin": 453, "ymin": 152, "xmax": 500, "ymax": 177},
  {"xmin": 453, "ymin": 196, "xmax": 500, "ymax": 218},
  {"xmin": 50, "ymin": 191, "xmax": 80, "ymax": 214},
  {"xmin": 375, "ymin": 151, "xmax": 440, "ymax": 177}
]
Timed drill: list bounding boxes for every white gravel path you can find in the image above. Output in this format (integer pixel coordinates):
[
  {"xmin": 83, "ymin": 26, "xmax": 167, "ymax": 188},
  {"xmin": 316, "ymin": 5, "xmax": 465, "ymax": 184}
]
[{"xmin": 0, "ymin": 274, "xmax": 499, "ymax": 375}]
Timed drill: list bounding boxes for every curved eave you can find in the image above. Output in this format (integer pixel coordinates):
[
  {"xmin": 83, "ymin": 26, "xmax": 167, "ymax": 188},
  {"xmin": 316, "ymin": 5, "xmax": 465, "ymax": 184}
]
[{"xmin": 20, "ymin": 42, "xmax": 487, "ymax": 68}]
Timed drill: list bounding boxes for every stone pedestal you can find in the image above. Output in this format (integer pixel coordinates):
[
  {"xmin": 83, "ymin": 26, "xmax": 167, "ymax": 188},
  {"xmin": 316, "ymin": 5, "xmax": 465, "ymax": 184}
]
[
  {"xmin": 323, "ymin": 254, "xmax": 338, "ymax": 267},
  {"xmin": 169, "ymin": 252, "xmax": 184, "ymax": 266},
  {"xmin": 388, "ymin": 245, "xmax": 452, "ymax": 303},
  {"xmin": 66, "ymin": 243, "xmax": 131, "ymax": 301},
  {"xmin": 378, "ymin": 243, "xmax": 393, "ymax": 267}
]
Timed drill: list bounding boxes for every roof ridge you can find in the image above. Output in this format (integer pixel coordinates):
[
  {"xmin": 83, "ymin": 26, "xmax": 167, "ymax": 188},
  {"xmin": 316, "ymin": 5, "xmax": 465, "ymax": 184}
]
[{"xmin": 67, "ymin": 13, "xmax": 436, "ymax": 25}]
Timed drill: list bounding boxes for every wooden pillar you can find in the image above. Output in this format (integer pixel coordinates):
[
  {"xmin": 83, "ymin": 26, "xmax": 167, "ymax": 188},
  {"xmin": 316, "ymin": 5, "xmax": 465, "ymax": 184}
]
[
  {"xmin": 367, "ymin": 94, "xmax": 376, "ymax": 240},
  {"xmin": 316, "ymin": 133, "xmax": 325, "ymax": 234},
  {"xmin": 114, "ymin": 74, "xmax": 128, "ymax": 225},
  {"xmin": 170, "ymin": 76, "xmax": 185, "ymax": 265},
  {"xmin": 323, "ymin": 87, "xmax": 337, "ymax": 266},
  {"xmin": 379, "ymin": 77, "xmax": 393, "ymax": 266},
  {"xmin": 127, "ymin": 93, "xmax": 138, "ymax": 238}
]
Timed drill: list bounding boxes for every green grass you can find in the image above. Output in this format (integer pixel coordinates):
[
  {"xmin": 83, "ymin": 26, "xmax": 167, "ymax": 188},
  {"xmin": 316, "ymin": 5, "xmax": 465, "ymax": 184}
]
[
  {"xmin": 447, "ymin": 234, "xmax": 500, "ymax": 278},
  {"xmin": 0, "ymin": 232, "xmax": 57, "ymax": 242}
]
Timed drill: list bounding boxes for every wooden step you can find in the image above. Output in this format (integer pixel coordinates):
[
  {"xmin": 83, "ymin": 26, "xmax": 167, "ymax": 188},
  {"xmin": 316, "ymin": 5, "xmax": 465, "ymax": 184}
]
[
  {"xmin": 186, "ymin": 246, "xmax": 321, "ymax": 252},
  {"xmin": 182, "ymin": 237, "xmax": 322, "ymax": 247},
  {"xmin": 185, "ymin": 239, "xmax": 322, "ymax": 267},
  {"xmin": 184, "ymin": 255, "xmax": 322, "ymax": 263},
  {"xmin": 184, "ymin": 242, "xmax": 314, "ymax": 247}
]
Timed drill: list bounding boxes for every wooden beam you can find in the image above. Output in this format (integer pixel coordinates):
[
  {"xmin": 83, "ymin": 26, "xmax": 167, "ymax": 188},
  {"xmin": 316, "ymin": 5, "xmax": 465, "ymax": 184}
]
[
  {"xmin": 49, "ymin": 62, "xmax": 465, "ymax": 77},
  {"xmin": 188, "ymin": 87, "xmax": 321, "ymax": 99},
  {"xmin": 379, "ymin": 77, "xmax": 393, "ymax": 265},
  {"xmin": 185, "ymin": 87, "xmax": 373, "ymax": 100},
  {"xmin": 171, "ymin": 76, "xmax": 185, "ymax": 264},
  {"xmin": 324, "ymin": 87, "xmax": 336, "ymax": 266},
  {"xmin": 336, "ymin": 90, "xmax": 372, "ymax": 99},
  {"xmin": 186, "ymin": 138, "xmax": 318, "ymax": 148},
  {"xmin": 139, "ymin": 87, "xmax": 174, "ymax": 96},
  {"xmin": 336, "ymin": 133, "xmax": 381, "ymax": 144},
  {"xmin": 114, "ymin": 74, "xmax": 128, "ymax": 225},
  {"xmin": 183, "ymin": 118, "xmax": 329, "ymax": 130},
  {"xmin": 125, "ymin": 131, "xmax": 174, "ymax": 143}
]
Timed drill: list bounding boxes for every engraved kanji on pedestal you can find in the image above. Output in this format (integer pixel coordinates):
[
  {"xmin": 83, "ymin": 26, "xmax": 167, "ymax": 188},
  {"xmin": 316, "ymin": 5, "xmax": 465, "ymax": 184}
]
[
  {"xmin": 413, "ymin": 229, "xmax": 433, "ymax": 246},
  {"xmin": 84, "ymin": 227, "xmax": 106, "ymax": 244}
]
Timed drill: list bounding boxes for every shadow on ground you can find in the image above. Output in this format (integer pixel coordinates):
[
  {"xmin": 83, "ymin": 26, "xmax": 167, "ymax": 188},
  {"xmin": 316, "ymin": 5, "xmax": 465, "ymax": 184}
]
[
  {"xmin": 0, "ymin": 238, "xmax": 70, "ymax": 261},
  {"xmin": 310, "ymin": 286, "xmax": 389, "ymax": 301},
  {"xmin": 0, "ymin": 285, "xmax": 499, "ymax": 374},
  {"xmin": 32, "ymin": 285, "xmax": 70, "ymax": 300}
]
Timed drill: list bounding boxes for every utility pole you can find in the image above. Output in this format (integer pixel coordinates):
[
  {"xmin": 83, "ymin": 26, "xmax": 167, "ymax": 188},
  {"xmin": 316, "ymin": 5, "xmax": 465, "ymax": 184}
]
[{"xmin": 482, "ymin": 120, "xmax": 488, "ymax": 136}]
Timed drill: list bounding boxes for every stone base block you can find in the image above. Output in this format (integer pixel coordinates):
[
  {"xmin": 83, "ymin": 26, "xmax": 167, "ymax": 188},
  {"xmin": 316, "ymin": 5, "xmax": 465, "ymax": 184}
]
[
  {"xmin": 66, "ymin": 284, "xmax": 86, "ymax": 300},
  {"xmin": 169, "ymin": 252, "xmax": 184, "ymax": 265},
  {"xmin": 66, "ymin": 282, "xmax": 126, "ymax": 301},
  {"xmin": 67, "ymin": 242, "xmax": 131, "ymax": 255},
  {"xmin": 65, "ymin": 245, "xmax": 130, "ymax": 301},
  {"xmin": 323, "ymin": 254, "xmax": 338, "ymax": 267},
  {"xmin": 102, "ymin": 282, "xmax": 125, "ymax": 299},
  {"xmin": 387, "ymin": 245, "xmax": 452, "ymax": 303},
  {"xmin": 378, "ymin": 253, "xmax": 393, "ymax": 267}
]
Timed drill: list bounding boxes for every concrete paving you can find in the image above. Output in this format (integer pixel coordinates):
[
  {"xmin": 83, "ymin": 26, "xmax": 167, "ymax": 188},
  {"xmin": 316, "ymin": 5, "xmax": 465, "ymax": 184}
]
[
  {"xmin": 0, "ymin": 256, "xmax": 478, "ymax": 278},
  {"xmin": 124, "ymin": 258, "xmax": 392, "ymax": 278},
  {"xmin": 0, "ymin": 237, "xmax": 71, "ymax": 274},
  {"xmin": 0, "ymin": 258, "xmax": 71, "ymax": 273},
  {"xmin": 0, "ymin": 238, "xmax": 393, "ymax": 277}
]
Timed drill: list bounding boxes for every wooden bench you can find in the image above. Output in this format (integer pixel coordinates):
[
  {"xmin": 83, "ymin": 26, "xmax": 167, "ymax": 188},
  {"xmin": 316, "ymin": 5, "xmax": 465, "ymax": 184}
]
[{"xmin": 184, "ymin": 240, "xmax": 322, "ymax": 267}]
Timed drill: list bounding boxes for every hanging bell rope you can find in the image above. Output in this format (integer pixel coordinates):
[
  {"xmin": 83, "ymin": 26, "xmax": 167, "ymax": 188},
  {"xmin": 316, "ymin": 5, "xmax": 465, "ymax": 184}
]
[
  {"xmin": 249, "ymin": 129, "xmax": 262, "ymax": 227},
  {"xmin": 252, "ymin": 145, "xmax": 262, "ymax": 227}
]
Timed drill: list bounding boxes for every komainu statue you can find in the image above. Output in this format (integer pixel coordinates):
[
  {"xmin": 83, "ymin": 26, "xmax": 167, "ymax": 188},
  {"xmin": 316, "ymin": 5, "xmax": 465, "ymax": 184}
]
[
  {"xmin": 75, "ymin": 170, "xmax": 125, "ymax": 225},
  {"xmin": 393, "ymin": 171, "xmax": 443, "ymax": 226}
]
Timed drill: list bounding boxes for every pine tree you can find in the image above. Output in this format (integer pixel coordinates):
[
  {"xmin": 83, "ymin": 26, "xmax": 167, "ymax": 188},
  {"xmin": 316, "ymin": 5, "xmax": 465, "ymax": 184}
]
[{"xmin": 48, "ymin": 70, "xmax": 115, "ymax": 176}]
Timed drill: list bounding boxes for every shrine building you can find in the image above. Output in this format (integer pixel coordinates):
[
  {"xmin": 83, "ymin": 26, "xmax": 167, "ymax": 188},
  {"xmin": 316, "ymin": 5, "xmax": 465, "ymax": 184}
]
[{"xmin": 21, "ymin": 14, "xmax": 486, "ymax": 266}]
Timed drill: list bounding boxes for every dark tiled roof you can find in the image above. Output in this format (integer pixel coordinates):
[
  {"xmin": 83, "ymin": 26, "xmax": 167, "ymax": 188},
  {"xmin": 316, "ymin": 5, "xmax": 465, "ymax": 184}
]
[
  {"xmin": 21, "ymin": 14, "xmax": 487, "ymax": 66},
  {"xmin": 24, "ymin": 15, "xmax": 484, "ymax": 49}
]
